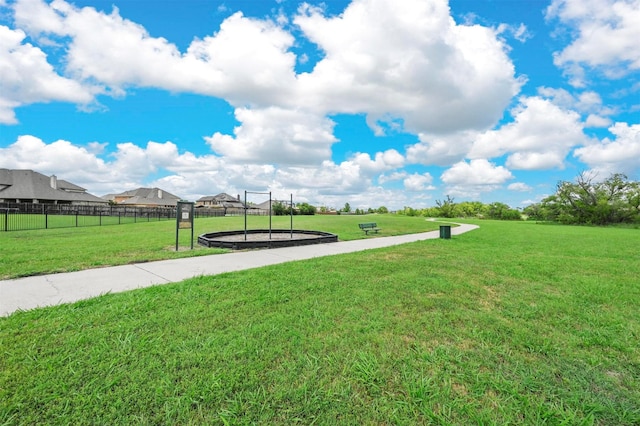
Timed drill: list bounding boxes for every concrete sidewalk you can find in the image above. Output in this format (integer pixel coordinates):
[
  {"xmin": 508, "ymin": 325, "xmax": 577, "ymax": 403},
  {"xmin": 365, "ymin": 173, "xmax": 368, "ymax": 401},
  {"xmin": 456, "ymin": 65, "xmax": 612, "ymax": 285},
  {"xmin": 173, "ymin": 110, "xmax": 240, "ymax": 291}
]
[{"xmin": 0, "ymin": 223, "xmax": 478, "ymax": 317}]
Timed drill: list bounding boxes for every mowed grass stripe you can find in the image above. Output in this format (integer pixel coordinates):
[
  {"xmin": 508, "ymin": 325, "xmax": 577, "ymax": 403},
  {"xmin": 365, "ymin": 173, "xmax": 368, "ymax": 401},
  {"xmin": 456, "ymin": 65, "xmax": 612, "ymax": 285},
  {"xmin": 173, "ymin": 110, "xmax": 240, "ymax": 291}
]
[{"xmin": 1, "ymin": 220, "xmax": 638, "ymax": 424}]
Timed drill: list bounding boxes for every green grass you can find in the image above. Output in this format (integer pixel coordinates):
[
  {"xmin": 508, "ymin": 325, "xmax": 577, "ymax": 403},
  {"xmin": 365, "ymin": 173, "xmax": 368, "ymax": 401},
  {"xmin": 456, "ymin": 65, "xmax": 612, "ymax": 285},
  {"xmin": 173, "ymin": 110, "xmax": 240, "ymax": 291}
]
[
  {"xmin": 1, "ymin": 220, "xmax": 638, "ymax": 424},
  {"xmin": 0, "ymin": 214, "xmax": 436, "ymax": 279}
]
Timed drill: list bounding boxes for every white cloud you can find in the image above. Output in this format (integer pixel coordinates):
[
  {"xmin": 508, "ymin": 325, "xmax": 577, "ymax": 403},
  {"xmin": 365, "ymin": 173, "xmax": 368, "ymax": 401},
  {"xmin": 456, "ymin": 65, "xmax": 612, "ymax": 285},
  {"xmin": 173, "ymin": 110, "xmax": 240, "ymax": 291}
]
[
  {"xmin": 351, "ymin": 149, "xmax": 405, "ymax": 173},
  {"xmin": 293, "ymin": 0, "xmax": 522, "ymax": 133},
  {"xmin": 3, "ymin": 0, "xmax": 525, "ymax": 170},
  {"xmin": 0, "ymin": 24, "xmax": 95, "ymax": 124},
  {"xmin": 13, "ymin": 0, "xmax": 297, "ymax": 105},
  {"xmin": 585, "ymin": 114, "xmax": 613, "ymax": 128},
  {"xmin": 537, "ymin": 86, "xmax": 615, "ymax": 117},
  {"xmin": 406, "ymin": 131, "xmax": 476, "ymax": 166},
  {"xmin": 547, "ymin": 0, "xmax": 640, "ymax": 85},
  {"xmin": 0, "ymin": 135, "xmax": 112, "ymax": 186},
  {"xmin": 469, "ymin": 96, "xmax": 586, "ymax": 170},
  {"xmin": 378, "ymin": 171, "xmax": 408, "ymax": 184},
  {"xmin": 440, "ymin": 159, "xmax": 513, "ymax": 198},
  {"xmin": 508, "ymin": 182, "xmax": 533, "ymax": 192},
  {"xmin": 403, "ymin": 173, "xmax": 435, "ymax": 191},
  {"xmin": 441, "ymin": 159, "xmax": 513, "ymax": 185},
  {"xmin": 205, "ymin": 107, "xmax": 337, "ymax": 165},
  {"xmin": 275, "ymin": 160, "xmax": 370, "ymax": 195},
  {"xmin": 574, "ymin": 122, "xmax": 640, "ymax": 175}
]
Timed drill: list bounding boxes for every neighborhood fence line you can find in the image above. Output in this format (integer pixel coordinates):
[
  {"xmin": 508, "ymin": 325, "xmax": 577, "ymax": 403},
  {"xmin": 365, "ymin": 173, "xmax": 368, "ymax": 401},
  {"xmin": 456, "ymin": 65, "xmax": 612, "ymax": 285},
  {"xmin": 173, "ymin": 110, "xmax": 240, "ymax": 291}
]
[{"xmin": 0, "ymin": 203, "xmax": 267, "ymax": 232}]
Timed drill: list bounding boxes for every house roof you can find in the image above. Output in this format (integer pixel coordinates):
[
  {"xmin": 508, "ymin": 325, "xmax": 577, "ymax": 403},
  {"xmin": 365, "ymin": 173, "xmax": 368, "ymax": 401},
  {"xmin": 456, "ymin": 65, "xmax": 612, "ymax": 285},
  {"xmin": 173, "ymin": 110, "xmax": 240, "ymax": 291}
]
[
  {"xmin": 0, "ymin": 169, "xmax": 107, "ymax": 204},
  {"xmin": 197, "ymin": 193, "xmax": 246, "ymax": 208},
  {"xmin": 196, "ymin": 193, "xmax": 240, "ymax": 202},
  {"xmin": 104, "ymin": 187, "xmax": 182, "ymax": 206}
]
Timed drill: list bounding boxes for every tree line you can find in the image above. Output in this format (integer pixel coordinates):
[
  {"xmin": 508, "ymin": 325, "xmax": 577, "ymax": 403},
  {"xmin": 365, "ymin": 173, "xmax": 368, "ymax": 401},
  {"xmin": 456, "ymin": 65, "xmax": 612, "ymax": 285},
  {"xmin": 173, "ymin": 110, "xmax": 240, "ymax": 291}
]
[
  {"xmin": 396, "ymin": 196, "xmax": 522, "ymax": 220},
  {"xmin": 398, "ymin": 173, "xmax": 639, "ymax": 225},
  {"xmin": 272, "ymin": 173, "xmax": 639, "ymax": 225},
  {"xmin": 524, "ymin": 173, "xmax": 640, "ymax": 225}
]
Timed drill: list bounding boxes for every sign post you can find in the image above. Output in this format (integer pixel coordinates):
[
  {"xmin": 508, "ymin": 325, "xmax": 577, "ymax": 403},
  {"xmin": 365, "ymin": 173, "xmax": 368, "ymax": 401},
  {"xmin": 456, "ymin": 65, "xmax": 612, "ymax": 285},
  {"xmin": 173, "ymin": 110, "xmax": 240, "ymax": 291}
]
[{"xmin": 176, "ymin": 201, "xmax": 194, "ymax": 251}]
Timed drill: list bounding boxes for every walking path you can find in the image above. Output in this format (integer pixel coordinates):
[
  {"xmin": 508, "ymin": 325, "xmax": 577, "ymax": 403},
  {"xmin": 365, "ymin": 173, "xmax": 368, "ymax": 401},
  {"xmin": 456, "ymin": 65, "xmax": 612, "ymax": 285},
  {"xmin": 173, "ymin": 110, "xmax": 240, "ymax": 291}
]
[{"xmin": 1, "ymin": 223, "xmax": 478, "ymax": 317}]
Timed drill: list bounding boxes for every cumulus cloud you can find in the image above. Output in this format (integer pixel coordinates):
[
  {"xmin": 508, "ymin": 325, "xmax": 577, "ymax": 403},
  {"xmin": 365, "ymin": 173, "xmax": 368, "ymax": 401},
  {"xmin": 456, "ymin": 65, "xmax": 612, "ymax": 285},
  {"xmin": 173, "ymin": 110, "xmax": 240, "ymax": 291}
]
[
  {"xmin": 12, "ymin": 0, "xmax": 297, "ymax": 104},
  {"xmin": 403, "ymin": 173, "xmax": 435, "ymax": 191},
  {"xmin": 537, "ymin": 86, "xmax": 615, "ymax": 124},
  {"xmin": 4, "ymin": 0, "xmax": 524, "ymax": 141},
  {"xmin": 205, "ymin": 107, "xmax": 337, "ymax": 165},
  {"xmin": 508, "ymin": 182, "xmax": 533, "ymax": 191},
  {"xmin": 0, "ymin": 135, "xmax": 112, "ymax": 185},
  {"xmin": 406, "ymin": 131, "xmax": 476, "ymax": 166},
  {"xmin": 275, "ymin": 160, "xmax": 370, "ymax": 195},
  {"xmin": 350, "ymin": 149, "xmax": 405, "ymax": 173},
  {"xmin": 574, "ymin": 122, "xmax": 640, "ymax": 175},
  {"xmin": 440, "ymin": 159, "xmax": 513, "ymax": 197},
  {"xmin": 293, "ymin": 0, "xmax": 522, "ymax": 133},
  {"xmin": 469, "ymin": 96, "xmax": 586, "ymax": 170},
  {"xmin": 546, "ymin": 0, "xmax": 640, "ymax": 85},
  {"xmin": 0, "ymin": 24, "xmax": 95, "ymax": 124}
]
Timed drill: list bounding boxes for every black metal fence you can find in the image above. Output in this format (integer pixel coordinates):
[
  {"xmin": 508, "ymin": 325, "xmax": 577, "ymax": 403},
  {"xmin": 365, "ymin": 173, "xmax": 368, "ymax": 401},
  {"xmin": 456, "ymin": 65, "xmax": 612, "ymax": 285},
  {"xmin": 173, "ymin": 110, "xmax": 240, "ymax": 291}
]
[{"xmin": 0, "ymin": 203, "xmax": 267, "ymax": 232}]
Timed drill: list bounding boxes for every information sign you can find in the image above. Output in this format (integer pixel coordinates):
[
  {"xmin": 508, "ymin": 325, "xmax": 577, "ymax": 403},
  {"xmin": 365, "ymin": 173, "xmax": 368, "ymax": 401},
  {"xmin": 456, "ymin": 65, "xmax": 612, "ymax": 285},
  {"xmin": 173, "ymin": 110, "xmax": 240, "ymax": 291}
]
[{"xmin": 175, "ymin": 201, "xmax": 194, "ymax": 250}]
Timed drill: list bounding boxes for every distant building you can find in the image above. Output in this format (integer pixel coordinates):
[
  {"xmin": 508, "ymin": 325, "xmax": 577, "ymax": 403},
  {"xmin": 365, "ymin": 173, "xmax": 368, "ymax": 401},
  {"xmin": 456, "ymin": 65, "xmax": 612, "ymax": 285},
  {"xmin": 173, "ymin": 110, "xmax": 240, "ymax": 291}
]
[
  {"xmin": 102, "ymin": 187, "xmax": 182, "ymax": 208},
  {"xmin": 0, "ymin": 169, "xmax": 107, "ymax": 205},
  {"xmin": 196, "ymin": 193, "xmax": 246, "ymax": 209}
]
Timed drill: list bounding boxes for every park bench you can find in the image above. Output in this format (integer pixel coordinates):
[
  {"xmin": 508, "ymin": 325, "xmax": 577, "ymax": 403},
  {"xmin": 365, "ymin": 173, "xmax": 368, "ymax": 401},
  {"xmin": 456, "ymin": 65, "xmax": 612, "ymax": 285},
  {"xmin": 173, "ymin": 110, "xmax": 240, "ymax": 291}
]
[{"xmin": 359, "ymin": 222, "xmax": 381, "ymax": 235}]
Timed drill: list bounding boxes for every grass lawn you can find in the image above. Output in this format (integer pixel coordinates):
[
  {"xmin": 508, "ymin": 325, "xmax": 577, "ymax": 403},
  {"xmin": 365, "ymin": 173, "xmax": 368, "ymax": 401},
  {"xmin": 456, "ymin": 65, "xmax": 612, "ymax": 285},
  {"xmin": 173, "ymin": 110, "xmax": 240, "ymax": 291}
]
[
  {"xmin": 1, "ymin": 220, "xmax": 638, "ymax": 424},
  {"xmin": 0, "ymin": 214, "xmax": 436, "ymax": 279}
]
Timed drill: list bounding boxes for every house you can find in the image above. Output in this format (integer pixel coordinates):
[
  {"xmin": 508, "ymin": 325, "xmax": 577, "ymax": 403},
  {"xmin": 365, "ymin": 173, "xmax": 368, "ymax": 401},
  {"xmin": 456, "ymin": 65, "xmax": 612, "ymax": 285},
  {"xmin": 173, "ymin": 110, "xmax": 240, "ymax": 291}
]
[
  {"xmin": 196, "ymin": 193, "xmax": 246, "ymax": 209},
  {"xmin": 0, "ymin": 169, "xmax": 107, "ymax": 205},
  {"xmin": 254, "ymin": 199, "xmax": 294, "ymax": 212},
  {"xmin": 102, "ymin": 187, "xmax": 182, "ymax": 208}
]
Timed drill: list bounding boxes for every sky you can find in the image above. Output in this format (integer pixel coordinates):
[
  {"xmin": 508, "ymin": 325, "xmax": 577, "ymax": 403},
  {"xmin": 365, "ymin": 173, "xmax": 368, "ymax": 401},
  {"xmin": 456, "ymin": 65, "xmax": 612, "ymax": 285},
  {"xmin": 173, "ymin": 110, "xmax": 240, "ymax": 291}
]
[{"xmin": 0, "ymin": 0, "xmax": 638, "ymax": 210}]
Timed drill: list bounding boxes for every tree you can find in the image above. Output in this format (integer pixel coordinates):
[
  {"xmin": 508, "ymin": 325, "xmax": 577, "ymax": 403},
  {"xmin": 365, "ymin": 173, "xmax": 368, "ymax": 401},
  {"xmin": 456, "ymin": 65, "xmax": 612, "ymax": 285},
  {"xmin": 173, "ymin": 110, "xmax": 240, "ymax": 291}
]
[
  {"xmin": 272, "ymin": 202, "xmax": 287, "ymax": 216},
  {"xmin": 534, "ymin": 172, "xmax": 640, "ymax": 225},
  {"xmin": 343, "ymin": 202, "xmax": 351, "ymax": 213},
  {"xmin": 435, "ymin": 195, "xmax": 456, "ymax": 218},
  {"xmin": 297, "ymin": 202, "xmax": 316, "ymax": 215},
  {"xmin": 486, "ymin": 202, "xmax": 521, "ymax": 220},
  {"xmin": 457, "ymin": 201, "xmax": 487, "ymax": 218},
  {"xmin": 377, "ymin": 206, "xmax": 389, "ymax": 214}
]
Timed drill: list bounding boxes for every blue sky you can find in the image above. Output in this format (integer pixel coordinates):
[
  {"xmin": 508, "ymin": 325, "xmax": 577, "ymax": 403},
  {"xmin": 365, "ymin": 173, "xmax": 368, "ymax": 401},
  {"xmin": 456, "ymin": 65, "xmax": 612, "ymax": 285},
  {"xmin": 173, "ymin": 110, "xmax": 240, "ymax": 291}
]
[{"xmin": 1, "ymin": 0, "xmax": 638, "ymax": 210}]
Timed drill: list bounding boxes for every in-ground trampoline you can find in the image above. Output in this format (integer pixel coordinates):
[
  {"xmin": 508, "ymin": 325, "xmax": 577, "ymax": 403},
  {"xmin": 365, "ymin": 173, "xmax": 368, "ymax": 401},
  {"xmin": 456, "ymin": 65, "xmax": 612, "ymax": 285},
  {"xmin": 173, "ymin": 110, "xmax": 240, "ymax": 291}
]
[
  {"xmin": 198, "ymin": 229, "xmax": 338, "ymax": 250},
  {"xmin": 198, "ymin": 191, "xmax": 338, "ymax": 250}
]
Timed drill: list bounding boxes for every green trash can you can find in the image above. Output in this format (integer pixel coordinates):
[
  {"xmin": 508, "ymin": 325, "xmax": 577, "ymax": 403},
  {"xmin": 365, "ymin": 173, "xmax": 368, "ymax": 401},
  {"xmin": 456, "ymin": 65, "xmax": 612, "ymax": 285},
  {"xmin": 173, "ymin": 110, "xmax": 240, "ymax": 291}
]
[{"xmin": 439, "ymin": 225, "xmax": 451, "ymax": 239}]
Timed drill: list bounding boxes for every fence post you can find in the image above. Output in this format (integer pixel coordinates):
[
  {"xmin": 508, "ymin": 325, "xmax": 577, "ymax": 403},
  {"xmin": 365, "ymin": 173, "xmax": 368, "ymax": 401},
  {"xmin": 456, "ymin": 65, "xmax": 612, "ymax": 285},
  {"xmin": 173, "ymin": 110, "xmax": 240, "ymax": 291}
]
[
  {"xmin": 76, "ymin": 211, "xmax": 79, "ymax": 227},
  {"xmin": 3, "ymin": 209, "xmax": 6, "ymax": 232}
]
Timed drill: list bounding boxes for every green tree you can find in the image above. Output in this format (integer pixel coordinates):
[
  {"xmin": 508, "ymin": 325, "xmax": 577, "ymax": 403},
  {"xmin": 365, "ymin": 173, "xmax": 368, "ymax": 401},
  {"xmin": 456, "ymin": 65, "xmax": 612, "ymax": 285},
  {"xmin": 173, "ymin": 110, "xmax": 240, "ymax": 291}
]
[
  {"xmin": 457, "ymin": 201, "xmax": 487, "ymax": 218},
  {"xmin": 486, "ymin": 202, "xmax": 521, "ymax": 220},
  {"xmin": 272, "ymin": 202, "xmax": 287, "ymax": 216},
  {"xmin": 297, "ymin": 202, "xmax": 316, "ymax": 215},
  {"xmin": 343, "ymin": 202, "xmax": 351, "ymax": 213},
  {"xmin": 539, "ymin": 172, "xmax": 640, "ymax": 225},
  {"xmin": 435, "ymin": 195, "xmax": 456, "ymax": 218}
]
